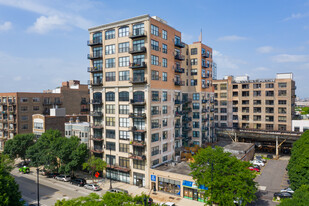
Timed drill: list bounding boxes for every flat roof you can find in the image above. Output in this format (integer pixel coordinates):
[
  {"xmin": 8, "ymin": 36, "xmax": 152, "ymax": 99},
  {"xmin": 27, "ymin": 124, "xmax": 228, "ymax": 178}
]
[{"xmin": 154, "ymin": 161, "xmax": 192, "ymax": 176}]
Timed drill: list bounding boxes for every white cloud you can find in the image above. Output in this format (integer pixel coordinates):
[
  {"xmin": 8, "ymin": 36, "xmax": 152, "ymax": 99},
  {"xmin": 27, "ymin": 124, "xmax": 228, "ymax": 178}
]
[
  {"xmin": 272, "ymin": 54, "xmax": 309, "ymax": 63},
  {"xmin": 0, "ymin": 0, "xmax": 92, "ymax": 34},
  {"xmin": 256, "ymin": 46, "xmax": 274, "ymax": 54},
  {"xmin": 27, "ymin": 15, "xmax": 67, "ymax": 34},
  {"xmin": 13, "ymin": 76, "xmax": 22, "ymax": 81},
  {"xmin": 254, "ymin": 67, "xmax": 269, "ymax": 71},
  {"xmin": 284, "ymin": 12, "xmax": 309, "ymax": 21},
  {"xmin": 213, "ymin": 50, "xmax": 246, "ymax": 70},
  {"xmin": 217, "ymin": 35, "xmax": 247, "ymax": 41},
  {"xmin": 0, "ymin": 21, "xmax": 12, "ymax": 31}
]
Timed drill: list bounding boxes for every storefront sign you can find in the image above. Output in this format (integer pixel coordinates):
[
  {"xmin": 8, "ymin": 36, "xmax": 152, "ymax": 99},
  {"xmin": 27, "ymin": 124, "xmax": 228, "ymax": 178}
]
[
  {"xmin": 151, "ymin": 175, "xmax": 156, "ymax": 182},
  {"xmin": 182, "ymin": 180, "xmax": 208, "ymax": 190}
]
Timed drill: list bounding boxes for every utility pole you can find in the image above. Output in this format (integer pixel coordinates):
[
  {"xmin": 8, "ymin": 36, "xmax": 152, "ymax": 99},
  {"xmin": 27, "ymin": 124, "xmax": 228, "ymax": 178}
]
[
  {"xmin": 36, "ymin": 168, "xmax": 40, "ymax": 206},
  {"xmin": 109, "ymin": 147, "xmax": 112, "ymax": 189}
]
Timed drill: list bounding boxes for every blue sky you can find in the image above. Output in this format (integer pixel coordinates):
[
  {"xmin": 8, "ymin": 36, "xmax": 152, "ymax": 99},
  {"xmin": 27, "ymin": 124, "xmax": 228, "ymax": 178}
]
[{"xmin": 0, "ymin": 0, "xmax": 308, "ymax": 98}]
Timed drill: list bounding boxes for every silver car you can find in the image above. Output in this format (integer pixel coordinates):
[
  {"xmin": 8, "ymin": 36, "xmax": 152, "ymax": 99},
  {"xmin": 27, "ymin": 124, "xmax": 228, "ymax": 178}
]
[
  {"xmin": 107, "ymin": 188, "xmax": 128, "ymax": 194},
  {"xmin": 84, "ymin": 184, "xmax": 101, "ymax": 191},
  {"xmin": 281, "ymin": 187, "xmax": 294, "ymax": 193},
  {"xmin": 55, "ymin": 175, "xmax": 71, "ymax": 182}
]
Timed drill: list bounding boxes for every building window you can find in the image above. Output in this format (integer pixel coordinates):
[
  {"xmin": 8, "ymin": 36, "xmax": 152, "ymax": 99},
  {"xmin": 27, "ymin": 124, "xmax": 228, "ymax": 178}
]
[
  {"xmin": 22, "ymin": 124, "xmax": 28, "ymax": 130},
  {"xmin": 278, "ymin": 107, "xmax": 287, "ymax": 114},
  {"xmin": 106, "ymin": 92, "xmax": 115, "ymax": 101},
  {"xmin": 152, "ymin": 159, "xmax": 159, "ymax": 166},
  {"xmin": 119, "ymin": 130, "xmax": 130, "ymax": 140},
  {"xmin": 105, "ymin": 44, "xmax": 115, "ymax": 55},
  {"xmin": 193, "ymin": 112, "xmax": 200, "ymax": 119},
  {"xmin": 278, "ymin": 124, "xmax": 287, "ymax": 131},
  {"xmin": 119, "ymin": 91, "xmax": 129, "ymax": 101},
  {"xmin": 278, "ymin": 82, "xmax": 287, "ymax": 88},
  {"xmin": 33, "ymin": 106, "xmax": 40, "ymax": 111},
  {"xmin": 191, "ymin": 69, "xmax": 197, "ymax": 76},
  {"xmin": 106, "ymin": 105, "xmax": 115, "ymax": 114},
  {"xmin": 133, "ymin": 23, "xmax": 144, "ymax": 35},
  {"xmin": 193, "ymin": 131, "xmax": 200, "ymax": 137},
  {"xmin": 119, "ymin": 71, "xmax": 130, "ymax": 81},
  {"xmin": 151, "ymin": 70, "xmax": 159, "ymax": 80},
  {"xmin": 162, "ymin": 44, "xmax": 167, "ymax": 54},
  {"xmin": 191, "ymin": 48, "xmax": 198, "ymax": 55},
  {"xmin": 119, "ymin": 42, "xmax": 129, "ymax": 53},
  {"xmin": 151, "ymin": 39, "xmax": 159, "ymax": 51},
  {"xmin": 151, "ymin": 146, "xmax": 160, "ymax": 156},
  {"xmin": 33, "ymin": 122, "xmax": 43, "ymax": 129},
  {"xmin": 162, "ymin": 91, "xmax": 167, "ymax": 101},
  {"xmin": 193, "ymin": 103, "xmax": 200, "ymax": 110},
  {"xmin": 20, "ymin": 98, "xmax": 28, "ymax": 102},
  {"xmin": 278, "ymin": 90, "xmax": 287, "ymax": 96},
  {"xmin": 162, "ymin": 58, "xmax": 167, "ymax": 68},
  {"xmin": 133, "ymin": 54, "xmax": 145, "ymax": 64},
  {"xmin": 151, "ymin": 119, "xmax": 160, "ymax": 129},
  {"xmin": 106, "ymin": 117, "xmax": 115, "ymax": 126},
  {"xmin": 152, "ymin": 91, "xmax": 159, "ymax": 101},
  {"xmin": 106, "ymin": 72, "xmax": 116, "ymax": 81},
  {"xmin": 163, "ymin": 143, "xmax": 168, "ymax": 152},
  {"xmin": 106, "ymin": 142, "xmax": 116, "ymax": 151},
  {"xmin": 193, "ymin": 93, "xmax": 200, "ymax": 100},
  {"xmin": 119, "ymin": 118, "xmax": 129, "ymax": 127},
  {"xmin": 266, "ymin": 83, "xmax": 274, "ymax": 88},
  {"xmin": 105, "ymin": 29, "xmax": 115, "ymax": 40},
  {"xmin": 278, "ymin": 116, "xmax": 287, "ymax": 122},
  {"xmin": 21, "ymin": 115, "xmax": 28, "ymax": 121},
  {"xmin": 106, "ymin": 130, "xmax": 115, "ymax": 139},
  {"xmin": 279, "ymin": 100, "xmax": 287, "ymax": 105},
  {"xmin": 266, "ymin": 124, "xmax": 274, "ymax": 130},
  {"xmin": 191, "ymin": 79, "xmax": 197, "ymax": 86},
  {"xmin": 119, "ymin": 144, "xmax": 129, "ymax": 153},
  {"xmin": 162, "ymin": 131, "xmax": 168, "ymax": 139},
  {"xmin": 162, "ymin": 118, "xmax": 167, "ymax": 127},
  {"xmin": 162, "ymin": 72, "xmax": 167, "ymax": 81},
  {"xmin": 32, "ymin": 97, "xmax": 40, "ymax": 102},
  {"xmin": 151, "ymin": 55, "xmax": 159, "ymax": 66},
  {"xmin": 193, "ymin": 122, "xmax": 199, "ymax": 128},
  {"xmin": 133, "ymin": 160, "xmax": 145, "ymax": 170},
  {"xmin": 119, "ymin": 156, "xmax": 129, "ymax": 168},
  {"xmin": 151, "ymin": 133, "xmax": 159, "ymax": 142},
  {"xmin": 119, "ymin": 105, "xmax": 129, "ymax": 114},
  {"xmin": 119, "ymin": 56, "xmax": 129, "ymax": 67},
  {"xmin": 162, "ymin": 105, "xmax": 167, "ymax": 114},
  {"xmin": 151, "ymin": 24, "xmax": 159, "ymax": 36},
  {"xmin": 118, "ymin": 26, "xmax": 129, "ymax": 37},
  {"xmin": 105, "ymin": 58, "xmax": 115, "ymax": 68},
  {"xmin": 191, "ymin": 59, "xmax": 198, "ymax": 65},
  {"xmin": 21, "ymin": 106, "xmax": 28, "ymax": 112}
]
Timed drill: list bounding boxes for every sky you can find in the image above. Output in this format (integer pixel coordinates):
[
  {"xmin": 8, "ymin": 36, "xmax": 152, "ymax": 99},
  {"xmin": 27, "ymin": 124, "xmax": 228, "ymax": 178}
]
[{"xmin": 0, "ymin": 0, "xmax": 308, "ymax": 98}]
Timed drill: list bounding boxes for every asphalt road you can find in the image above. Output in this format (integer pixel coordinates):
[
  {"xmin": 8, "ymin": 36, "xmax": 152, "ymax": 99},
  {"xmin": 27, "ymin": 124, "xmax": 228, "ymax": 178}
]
[{"xmin": 12, "ymin": 168, "xmax": 103, "ymax": 205}]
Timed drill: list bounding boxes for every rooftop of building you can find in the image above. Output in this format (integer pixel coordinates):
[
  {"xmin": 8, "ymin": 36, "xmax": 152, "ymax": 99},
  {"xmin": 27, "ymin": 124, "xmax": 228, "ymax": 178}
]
[{"xmin": 153, "ymin": 161, "xmax": 192, "ymax": 176}]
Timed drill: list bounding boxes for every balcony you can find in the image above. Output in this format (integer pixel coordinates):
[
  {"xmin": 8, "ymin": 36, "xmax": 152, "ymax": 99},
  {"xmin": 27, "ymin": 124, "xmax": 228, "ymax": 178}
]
[
  {"xmin": 106, "ymin": 164, "xmax": 131, "ymax": 173},
  {"xmin": 130, "ymin": 99, "xmax": 146, "ymax": 105},
  {"xmin": 129, "ymin": 46, "xmax": 146, "ymax": 54},
  {"xmin": 129, "ymin": 30, "xmax": 147, "ymax": 39},
  {"xmin": 91, "ymin": 148, "xmax": 104, "ymax": 154},
  {"xmin": 129, "ymin": 113, "xmax": 146, "ymax": 118},
  {"xmin": 175, "ymin": 123, "xmax": 181, "ymax": 128},
  {"xmin": 130, "ymin": 140, "xmax": 146, "ymax": 147},
  {"xmin": 131, "ymin": 126, "xmax": 146, "ymax": 133},
  {"xmin": 92, "ymin": 137, "xmax": 104, "ymax": 141},
  {"xmin": 202, "ymin": 118, "xmax": 209, "ymax": 122},
  {"xmin": 182, "ymin": 127, "xmax": 192, "ymax": 132},
  {"xmin": 174, "ymin": 53, "xmax": 185, "ymax": 61},
  {"xmin": 90, "ymin": 123, "xmax": 103, "ymax": 129},
  {"xmin": 175, "ymin": 111, "xmax": 183, "ymax": 116},
  {"xmin": 173, "ymin": 65, "xmax": 185, "ymax": 73},
  {"xmin": 174, "ymin": 41, "xmax": 185, "ymax": 48},
  {"xmin": 87, "ymin": 66, "xmax": 103, "ymax": 73},
  {"xmin": 129, "ymin": 62, "xmax": 147, "ymax": 69},
  {"xmin": 202, "ymin": 64, "xmax": 210, "ymax": 68},
  {"xmin": 87, "ymin": 39, "xmax": 102, "ymax": 46},
  {"xmin": 183, "ymin": 98, "xmax": 192, "ymax": 104},
  {"xmin": 55, "ymin": 101, "xmax": 62, "ymax": 105},
  {"xmin": 174, "ymin": 99, "xmax": 182, "ymax": 104},
  {"xmin": 202, "ymin": 53, "xmax": 210, "ymax": 58},
  {"xmin": 174, "ymin": 79, "xmax": 185, "ymax": 86},
  {"xmin": 130, "ymin": 76, "xmax": 147, "ymax": 84},
  {"xmin": 42, "ymin": 102, "xmax": 52, "ymax": 106},
  {"xmin": 202, "ymin": 73, "xmax": 209, "ymax": 78},
  {"xmin": 87, "ymin": 53, "xmax": 102, "ymax": 60},
  {"xmin": 182, "ymin": 117, "xmax": 192, "ymax": 122},
  {"xmin": 202, "ymin": 127, "xmax": 208, "ymax": 132},
  {"xmin": 182, "ymin": 107, "xmax": 192, "ymax": 113},
  {"xmin": 88, "ymin": 79, "xmax": 103, "ymax": 86},
  {"xmin": 90, "ymin": 111, "xmax": 103, "ymax": 117},
  {"xmin": 91, "ymin": 99, "xmax": 102, "ymax": 105},
  {"xmin": 129, "ymin": 153, "xmax": 146, "ymax": 160}
]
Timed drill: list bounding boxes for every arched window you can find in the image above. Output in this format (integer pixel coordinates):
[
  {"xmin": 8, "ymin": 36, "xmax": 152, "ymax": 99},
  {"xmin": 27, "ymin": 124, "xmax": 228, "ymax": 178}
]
[
  {"xmin": 119, "ymin": 91, "xmax": 129, "ymax": 101},
  {"xmin": 106, "ymin": 92, "xmax": 115, "ymax": 101},
  {"xmin": 133, "ymin": 91, "xmax": 144, "ymax": 102}
]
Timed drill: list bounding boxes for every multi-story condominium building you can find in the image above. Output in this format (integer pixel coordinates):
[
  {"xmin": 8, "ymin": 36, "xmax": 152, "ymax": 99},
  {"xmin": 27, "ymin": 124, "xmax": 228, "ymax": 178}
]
[
  {"xmin": 0, "ymin": 80, "xmax": 90, "ymax": 151},
  {"xmin": 65, "ymin": 120, "xmax": 90, "ymax": 148},
  {"xmin": 213, "ymin": 73, "xmax": 296, "ymax": 131},
  {"xmin": 87, "ymin": 15, "xmax": 215, "ymax": 188}
]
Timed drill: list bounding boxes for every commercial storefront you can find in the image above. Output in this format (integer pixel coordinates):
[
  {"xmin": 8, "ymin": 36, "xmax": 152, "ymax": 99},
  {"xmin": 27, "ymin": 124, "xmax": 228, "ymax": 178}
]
[
  {"xmin": 158, "ymin": 177, "xmax": 181, "ymax": 196},
  {"xmin": 182, "ymin": 180, "xmax": 208, "ymax": 202},
  {"xmin": 106, "ymin": 168, "xmax": 130, "ymax": 184},
  {"xmin": 133, "ymin": 172, "xmax": 145, "ymax": 187}
]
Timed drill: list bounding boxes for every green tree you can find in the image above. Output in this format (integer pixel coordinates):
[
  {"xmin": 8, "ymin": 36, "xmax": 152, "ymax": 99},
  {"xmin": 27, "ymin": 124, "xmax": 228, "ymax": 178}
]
[
  {"xmin": 287, "ymin": 130, "xmax": 309, "ymax": 190},
  {"xmin": 3, "ymin": 133, "xmax": 35, "ymax": 160},
  {"xmin": 0, "ymin": 154, "xmax": 23, "ymax": 206},
  {"xmin": 279, "ymin": 185, "xmax": 309, "ymax": 206},
  {"xmin": 190, "ymin": 146, "xmax": 257, "ymax": 206},
  {"xmin": 82, "ymin": 155, "xmax": 106, "ymax": 182}
]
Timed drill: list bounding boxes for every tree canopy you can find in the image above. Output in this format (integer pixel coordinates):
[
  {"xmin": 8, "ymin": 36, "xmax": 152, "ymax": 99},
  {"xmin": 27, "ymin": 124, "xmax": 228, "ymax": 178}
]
[
  {"xmin": 82, "ymin": 155, "xmax": 106, "ymax": 182},
  {"xmin": 0, "ymin": 154, "xmax": 23, "ymax": 206},
  {"xmin": 26, "ymin": 129, "xmax": 88, "ymax": 174},
  {"xmin": 3, "ymin": 133, "xmax": 35, "ymax": 160},
  {"xmin": 287, "ymin": 130, "xmax": 309, "ymax": 190},
  {"xmin": 55, "ymin": 192, "xmax": 159, "ymax": 206},
  {"xmin": 190, "ymin": 146, "xmax": 257, "ymax": 206}
]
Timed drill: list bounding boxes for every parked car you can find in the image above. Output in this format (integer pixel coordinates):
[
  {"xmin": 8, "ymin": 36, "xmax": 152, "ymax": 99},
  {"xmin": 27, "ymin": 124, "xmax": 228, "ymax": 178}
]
[
  {"xmin": 16, "ymin": 161, "xmax": 30, "ymax": 168},
  {"xmin": 159, "ymin": 202, "xmax": 176, "ymax": 206},
  {"xmin": 46, "ymin": 172, "xmax": 60, "ymax": 178},
  {"xmin": 84, "ymin": 184, "xmax": 101, "ymax": 191},
  {"xmin": 19, "ymin": 166, "xmax": 30, "ymax": 174},
  {"xmin": 70, "ymin": 178, "xmax": 86, "ymax": 187},
  {"xmin": 281, "ymin": 187, "xmax": 294, "ymax": 194},
  {"xmin": 248, "ymin": 166, "xmax": 260, "ymax": 172},
  {"xmin": 107, "ymin": 188, "xmax": 129, "ymax": 194},
  {"xmin": 255, "ymin": 156, "xmax": 267, "ymax": 163},
  {"xmin": 251, "ymin": 160, "xmax": 265, "ymax": 167},
  {"xmin": 253, "ymin": 165, "xmax": 261, "ymax": 170},
  {"xmin": 55, "ymin": 175, "xmax": 71, "ymax": 182},
  {"xmin": 267, "ymin": 154, "xmax": 273, "ymax": 159},
  {"xmin": 274, "ymin": 192, "xmax": 293, "ymax": 200}
]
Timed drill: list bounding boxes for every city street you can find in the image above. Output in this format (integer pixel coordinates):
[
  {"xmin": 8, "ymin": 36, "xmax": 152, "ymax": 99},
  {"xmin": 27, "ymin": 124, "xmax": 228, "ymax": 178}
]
[{"xmin": 12, "ymin": 168, "xmax": 101, "ymax": 205}]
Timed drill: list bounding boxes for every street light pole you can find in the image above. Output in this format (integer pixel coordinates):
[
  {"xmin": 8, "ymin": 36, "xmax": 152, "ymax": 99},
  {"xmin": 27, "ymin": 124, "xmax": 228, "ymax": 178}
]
[
  {"xmin": 109, "ymin": 147, "xmax": 112, "ymax": 190},
  {"xmin": 36, "ymin": 168, "xmax": 40, "ymax": 206}
]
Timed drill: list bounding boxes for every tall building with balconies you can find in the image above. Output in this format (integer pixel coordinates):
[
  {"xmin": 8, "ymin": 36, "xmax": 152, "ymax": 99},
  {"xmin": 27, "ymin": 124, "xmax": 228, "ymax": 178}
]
[
  {"xmin": 87, "ymin": 15, "xmax": 215, "ymax": 188},
  {"xmin": 213, "ymin": 73, "xmax": 296, "ymax": 131},
  {"xmin": 0, "ymin": 80, "xmax": 90, "ymax": 151}
]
